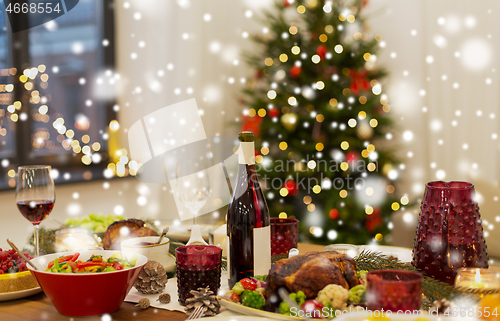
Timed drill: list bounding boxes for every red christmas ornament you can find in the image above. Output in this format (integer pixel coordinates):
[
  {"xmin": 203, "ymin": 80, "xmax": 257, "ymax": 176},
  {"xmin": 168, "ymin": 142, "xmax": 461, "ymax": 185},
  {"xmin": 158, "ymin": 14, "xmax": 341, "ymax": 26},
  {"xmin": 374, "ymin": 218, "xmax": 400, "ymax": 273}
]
[
  {"xmin": 365, "ymin": 207, "xmax": 382, "ymax": 233},
  {"xmin": 363, "ymin": 0, "xmax": 369, "ymax": 7},
  {"xmin": 240, "ymin": 115, "xmax": 263, "ymax": 136},
  {"xmin": 346, "ymin": 151, "xmax": 359, "ymax": 163},
  {"xmin": 316, "ymin": 45, "xmax": 327, "ymax": 58},
  {"xmin": 255, "ymin": 69, "xmax": 263, "ymax": 80},
  {"xmin": 284, "ymin": 180, "xmax": 298, "ymax": 195},
  {"xmin": 349, "ymin": 69, "xmax": 370, "ymax": 95},
  {"xmin": 283, "ymin": 0, "xmax": 290, "ymax": 7},
  {"xmin": 329, "ymin": 209, "xmax": 339, "ymax": 220},
  {"xmin": 290, "ymin": 65, "xmax": 301, "ymax": 79},
  {"xmin": 268, "ymin": 108, "xmax": 280, "ymax": 118}
]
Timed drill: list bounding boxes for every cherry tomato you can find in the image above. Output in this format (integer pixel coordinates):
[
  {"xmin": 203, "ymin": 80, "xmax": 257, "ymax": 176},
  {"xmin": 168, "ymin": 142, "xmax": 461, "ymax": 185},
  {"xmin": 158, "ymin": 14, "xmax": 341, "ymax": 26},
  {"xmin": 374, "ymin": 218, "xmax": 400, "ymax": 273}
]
[
  {"xmin": 230, "ymin": 292, "xmax": 241, "ymax": 303},
  {"xmin": 301, "ymin": 300, "xmax": 324, "ymax": 319},
  {"xmin": 240, "ymin": 278, "xmax": 258, "ymax": 291}
]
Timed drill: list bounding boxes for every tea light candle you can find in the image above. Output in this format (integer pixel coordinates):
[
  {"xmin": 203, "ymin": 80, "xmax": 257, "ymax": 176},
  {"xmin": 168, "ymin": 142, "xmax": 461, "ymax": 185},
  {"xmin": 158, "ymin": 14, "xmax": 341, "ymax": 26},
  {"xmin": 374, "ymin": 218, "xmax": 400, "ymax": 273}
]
[
  {"xmin": 455, "ymin": 268, "xmax": 500, "ymax": 290},
  {"xmin": 55, "ymin": 228, "xmax": 97, "ymax": 252}
]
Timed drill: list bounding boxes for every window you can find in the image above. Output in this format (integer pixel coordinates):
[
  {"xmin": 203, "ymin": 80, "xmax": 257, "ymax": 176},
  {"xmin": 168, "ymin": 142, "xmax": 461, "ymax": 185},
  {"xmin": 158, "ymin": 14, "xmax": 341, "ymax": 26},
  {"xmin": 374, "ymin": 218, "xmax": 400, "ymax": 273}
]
[{"xmin": 0, "ymin": 0, "xmax": 115, "ymax": 188}]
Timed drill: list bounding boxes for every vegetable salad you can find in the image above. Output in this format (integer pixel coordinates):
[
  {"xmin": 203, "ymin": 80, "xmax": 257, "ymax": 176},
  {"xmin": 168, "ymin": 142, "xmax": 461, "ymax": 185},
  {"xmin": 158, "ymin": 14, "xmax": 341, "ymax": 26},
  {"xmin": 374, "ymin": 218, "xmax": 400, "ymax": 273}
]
[{"xmin": 45, "ymin": 252, "xmax": 137, "ymax": 273}]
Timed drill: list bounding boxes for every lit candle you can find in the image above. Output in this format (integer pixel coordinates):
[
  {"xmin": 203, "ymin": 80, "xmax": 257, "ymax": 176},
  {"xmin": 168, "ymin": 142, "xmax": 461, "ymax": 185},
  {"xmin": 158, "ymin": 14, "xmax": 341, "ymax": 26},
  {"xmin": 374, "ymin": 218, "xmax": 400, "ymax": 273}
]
[
  {"xmin": 455, "ymin": 268, "xmax": 500, "ymax": 290},
  {"xmin": 55, "ymin": 228, "xmax": 97, "ymax": 252}
]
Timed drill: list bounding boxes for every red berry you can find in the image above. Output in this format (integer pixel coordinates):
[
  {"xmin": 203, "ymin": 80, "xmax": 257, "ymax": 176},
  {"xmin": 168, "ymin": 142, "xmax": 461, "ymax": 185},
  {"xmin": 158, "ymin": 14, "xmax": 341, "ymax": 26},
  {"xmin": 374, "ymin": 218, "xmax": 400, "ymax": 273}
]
[
  {"xmin": 1, "ymin": 265, "xmax": 7, "ymax": 272},
  {"xmin": 7, "ymin": 262, "xmax": 13, "ymax": 268},
  {"xmin": 8, "ymin": 249, "xmax": 14, "ymax": 255},
  {"xmin": 0, "ymin": 270, "xmax": 3, "ymax": 274}
]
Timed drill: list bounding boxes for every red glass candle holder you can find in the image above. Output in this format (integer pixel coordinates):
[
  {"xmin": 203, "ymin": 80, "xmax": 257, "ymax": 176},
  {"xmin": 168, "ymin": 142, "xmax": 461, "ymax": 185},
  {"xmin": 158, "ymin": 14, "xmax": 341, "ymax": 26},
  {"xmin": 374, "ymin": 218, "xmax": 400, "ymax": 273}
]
[
  {"xmin": 366, "ymin": 270, "xmax": 423, "ymax": 312},
  {"xmin": 412, "ymin": 181, "xmax": 489, "ymax": 285},
  {"xmin": 176, "ymin": 245, "xmax": 222, "ymax": 305},
  {"xmin": 270, "ymin": 218, "xmax": 299, "ymax": 256}
]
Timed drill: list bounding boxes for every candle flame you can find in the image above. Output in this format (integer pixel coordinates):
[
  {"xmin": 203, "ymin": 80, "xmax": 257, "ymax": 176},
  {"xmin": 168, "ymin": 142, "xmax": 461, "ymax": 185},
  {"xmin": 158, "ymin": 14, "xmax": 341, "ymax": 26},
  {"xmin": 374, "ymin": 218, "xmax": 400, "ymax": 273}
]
[{"xmin": 475, "ymin": 269, "xmax": 481, "ymax": 283}]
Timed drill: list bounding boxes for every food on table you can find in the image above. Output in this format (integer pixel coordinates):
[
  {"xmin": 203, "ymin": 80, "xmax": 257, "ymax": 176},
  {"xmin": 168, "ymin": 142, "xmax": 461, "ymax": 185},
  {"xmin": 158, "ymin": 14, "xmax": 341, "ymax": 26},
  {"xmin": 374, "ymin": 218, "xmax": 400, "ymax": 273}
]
[
  {"xmin": 185, "ymin": 286, "xmax": 221, "ymax": 317},
  {"xmin": 135, "ymin": 242, "xmax": 157, "ymax": 246},
  {"xmin": 267, "ymin": 250, "xmax": 359, "ymax": 308},
  {"xmin": 279, "ymin": 290, "xmax": 306, "ymax": 315},
  {"xmin": 103, "ymin": 219, "xmax": 158, "ymax": 250},
  {"xmin": 134, "ymin": 261, "xmax": 168, "ymax": 294},
  {"xmin": 65, "ymin": 213, "xmax": 125, "ymax": 233},
  {"xmin": 240, "ymin": 289, "xmax": 266, "ymax": 309},
  {"xmin": 45, "ymin": 252, "xmax": 137, "ymax": 273},
  {"xmin": 227, "ymin": 276, "xmax": 268, "ymax": 311},
  {"xmin": 0, "ymin": 248, "xmax": 39, "ymax": 293},
  {"xmin": 316, "ymin": 284, "xmax": 348, "ymax": 309},
  {"xmin": 300, "ymin": 300, "xmax": 325, "ymax": 319},
  {"xmin": 347, "ymin": 284, "xmax": 366, "ymax": 304},
  {"xmin": 357, "ymin": 270, "xmax": 368, "ymax": 285},
  {"xmin": 227, "ymin": 132, "xmax": 271, "ymax": 289}
]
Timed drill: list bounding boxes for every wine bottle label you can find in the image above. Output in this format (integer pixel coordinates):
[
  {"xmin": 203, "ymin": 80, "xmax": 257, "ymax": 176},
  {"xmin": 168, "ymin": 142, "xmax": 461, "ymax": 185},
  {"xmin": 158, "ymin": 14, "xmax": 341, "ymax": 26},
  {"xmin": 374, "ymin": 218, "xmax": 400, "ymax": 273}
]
[
  {"xmin": 227, "ymin": 237, "xmax": 231, "ymax": 279},
  {"xmin": 253, "ymin": 226, "xmax": 271, "ymax": 276},
  {"xmin": 238, "ymin": 142, "xmax": 255, "ymax": 165}
]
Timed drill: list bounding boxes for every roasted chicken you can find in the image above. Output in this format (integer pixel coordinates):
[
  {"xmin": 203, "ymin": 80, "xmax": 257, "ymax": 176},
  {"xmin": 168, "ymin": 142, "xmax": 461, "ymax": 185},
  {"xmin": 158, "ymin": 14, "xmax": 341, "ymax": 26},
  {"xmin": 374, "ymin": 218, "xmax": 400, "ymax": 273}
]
[
  {"xmin": 102, "ymin": 219, "xmax": 158, "ymax": 250},
  {"xmin": 266, "ymin": 251, "xmax": 359, "ymax": 308}
]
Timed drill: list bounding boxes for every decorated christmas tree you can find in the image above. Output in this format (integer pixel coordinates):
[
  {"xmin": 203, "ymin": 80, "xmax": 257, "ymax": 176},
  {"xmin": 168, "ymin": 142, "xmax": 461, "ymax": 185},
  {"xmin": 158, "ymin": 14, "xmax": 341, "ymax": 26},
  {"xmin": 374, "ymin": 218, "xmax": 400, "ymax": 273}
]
[{"xmin": 241, "ymin": 0, "xmax": 402, "ymax": 244}]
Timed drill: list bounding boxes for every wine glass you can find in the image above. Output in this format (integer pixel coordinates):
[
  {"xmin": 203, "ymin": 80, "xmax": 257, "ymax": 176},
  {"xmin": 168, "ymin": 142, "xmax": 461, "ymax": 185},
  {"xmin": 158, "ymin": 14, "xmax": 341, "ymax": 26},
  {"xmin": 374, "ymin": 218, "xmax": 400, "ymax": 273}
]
[
  {"xmin": 16, "ymin": 165, "xmax": 55, "ymax": 257},
  {"xmin": 176, "ymin": 161, "xmax": 211, "ymax": 224}
]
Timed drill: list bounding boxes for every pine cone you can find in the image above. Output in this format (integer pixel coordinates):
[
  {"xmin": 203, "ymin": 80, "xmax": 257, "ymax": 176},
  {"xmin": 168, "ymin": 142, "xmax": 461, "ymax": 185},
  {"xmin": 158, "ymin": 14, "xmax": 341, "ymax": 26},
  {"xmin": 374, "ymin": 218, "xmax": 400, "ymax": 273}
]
[
  {"xmin": 184, "ymin": 286, "xmax": 220, "ymax": 317},
  {"xmin": 134, "ymin": 261, "xmax": 168, "ymax": 294},
  {"xmin": 157, "ymin": 293, "xmax": 171, "ymax": 304},
  {"xmin": 136, "ymin": 298, "xmax": 151, "ymax": 310},
  {"xmin": 431, "ymin": 298, "xmax": 453, "ymax": 314}
]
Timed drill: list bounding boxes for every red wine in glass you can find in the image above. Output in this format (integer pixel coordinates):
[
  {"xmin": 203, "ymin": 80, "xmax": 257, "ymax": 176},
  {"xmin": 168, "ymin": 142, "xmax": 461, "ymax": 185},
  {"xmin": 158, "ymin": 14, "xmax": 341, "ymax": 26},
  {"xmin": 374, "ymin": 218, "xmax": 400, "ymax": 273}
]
[
  {"xmin": 16, "ymin": 165, "xmax": 55, "ymax": 257},
  {"xmin": 17, "ymin": 200, "xmax": 54, "ymax": 225}
]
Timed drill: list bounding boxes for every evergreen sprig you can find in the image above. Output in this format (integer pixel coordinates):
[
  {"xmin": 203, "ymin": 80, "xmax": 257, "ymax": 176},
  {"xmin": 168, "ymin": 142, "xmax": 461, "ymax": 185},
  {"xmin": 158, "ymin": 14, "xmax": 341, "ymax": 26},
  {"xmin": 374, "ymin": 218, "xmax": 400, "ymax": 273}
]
[{"xmin": 355, "ymin": 250, "xmax": 454, "ymax": 308}]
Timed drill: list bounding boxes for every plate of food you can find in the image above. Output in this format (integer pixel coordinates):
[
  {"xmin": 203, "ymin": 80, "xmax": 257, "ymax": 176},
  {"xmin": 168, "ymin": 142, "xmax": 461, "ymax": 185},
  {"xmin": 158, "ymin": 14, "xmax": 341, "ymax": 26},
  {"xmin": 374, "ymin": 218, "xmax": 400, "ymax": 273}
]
[
  {"xmin": 0, "ymin": 248, "xmax": 42, "ymax": 302},
  {"xmin": 219, "ymin": 251, "xmax": 368, "ymax": 321}
]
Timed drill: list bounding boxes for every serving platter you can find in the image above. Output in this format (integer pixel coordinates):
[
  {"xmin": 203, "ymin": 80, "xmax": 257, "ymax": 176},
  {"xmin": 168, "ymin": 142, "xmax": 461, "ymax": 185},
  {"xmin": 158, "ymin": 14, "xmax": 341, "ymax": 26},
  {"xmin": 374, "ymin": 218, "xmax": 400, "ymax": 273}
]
[
  {"xmin": 0, "ymin": 286, "xmax": 42, "ymax": 302},
  {"xmin": 218, "ymin": 298, "xmax": 304, "ymax": 321},
  {"xmin": 359, "ymin": 245, "xmax": 413, "ymax": 262}
]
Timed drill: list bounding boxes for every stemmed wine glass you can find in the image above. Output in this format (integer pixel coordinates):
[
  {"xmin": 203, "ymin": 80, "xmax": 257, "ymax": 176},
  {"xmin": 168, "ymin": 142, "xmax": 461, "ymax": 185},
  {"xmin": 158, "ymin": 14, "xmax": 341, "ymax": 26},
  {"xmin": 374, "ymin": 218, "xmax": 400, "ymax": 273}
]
[
  {"xmin": 176, "ymin": 161, "xmax": 211, "ymax": 224},
  {"xmin": 16, "ymin": 165, "xmax": 55, "ymax": 257}
]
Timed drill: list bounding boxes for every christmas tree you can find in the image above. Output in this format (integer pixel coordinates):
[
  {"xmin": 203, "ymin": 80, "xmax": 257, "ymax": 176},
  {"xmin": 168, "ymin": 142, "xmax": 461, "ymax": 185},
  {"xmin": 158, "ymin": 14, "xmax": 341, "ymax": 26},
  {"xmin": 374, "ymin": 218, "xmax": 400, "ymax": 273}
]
[{"xmin": 240, "ymin": 0, "xmax": 402, "ymax": 244}]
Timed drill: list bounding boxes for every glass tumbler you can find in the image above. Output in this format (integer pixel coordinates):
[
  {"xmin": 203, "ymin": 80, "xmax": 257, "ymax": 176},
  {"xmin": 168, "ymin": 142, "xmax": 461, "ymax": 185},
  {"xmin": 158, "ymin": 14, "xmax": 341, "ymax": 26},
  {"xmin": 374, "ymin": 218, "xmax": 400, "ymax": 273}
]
[{"xmin": 176, "ymin": 245, "xmax": 222, "ymax": 305}]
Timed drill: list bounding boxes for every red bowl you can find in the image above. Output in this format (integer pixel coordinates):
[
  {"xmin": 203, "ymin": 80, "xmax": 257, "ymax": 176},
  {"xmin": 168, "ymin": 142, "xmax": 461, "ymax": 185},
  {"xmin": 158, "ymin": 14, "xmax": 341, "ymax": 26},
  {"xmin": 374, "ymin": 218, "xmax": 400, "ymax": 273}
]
[{"xmin": 27, "ymin": 250, "xmax": 148, "ymax": 317}]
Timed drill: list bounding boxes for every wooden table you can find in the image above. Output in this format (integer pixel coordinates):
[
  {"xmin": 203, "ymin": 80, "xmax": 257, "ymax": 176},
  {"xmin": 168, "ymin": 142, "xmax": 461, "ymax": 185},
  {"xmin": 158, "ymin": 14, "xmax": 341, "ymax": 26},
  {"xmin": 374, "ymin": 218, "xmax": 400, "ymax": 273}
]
[
  {"xmin": 0, "ymin": 243, "xmax": 324, "ymax": 321},
  {"xmin": 1, "ymin": 243, "xmax": 497, "ymax": 320}
]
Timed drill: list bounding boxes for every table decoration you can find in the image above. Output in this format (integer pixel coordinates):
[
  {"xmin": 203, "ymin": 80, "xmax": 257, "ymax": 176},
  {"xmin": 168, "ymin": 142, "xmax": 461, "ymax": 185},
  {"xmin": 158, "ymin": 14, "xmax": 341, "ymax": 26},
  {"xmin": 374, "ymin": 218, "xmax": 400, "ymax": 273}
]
[
  {"xmin": 54, "ymin": 228, "xmax": 96, "ymax": 252},
  {"xmin": 271, "ymin": 218, "xmax": 299, "ymax": 256},
  {"xmin": 134, "ymin": 261, "xmax": 169, "ymax": 294},
  {"xmin": 366, "ymin": 270, "xmax": 423, "ymax": 312},
  {"xmin": 412, "ymin": 181, "xmax": 489, "ymax": 285},
  {"xmin": 455, "ymin": 268, "xmax": 500, "ymax": 290},
  {"xmin": 176, "ymin": 245, "xmax": 222, "ymax": 306}
]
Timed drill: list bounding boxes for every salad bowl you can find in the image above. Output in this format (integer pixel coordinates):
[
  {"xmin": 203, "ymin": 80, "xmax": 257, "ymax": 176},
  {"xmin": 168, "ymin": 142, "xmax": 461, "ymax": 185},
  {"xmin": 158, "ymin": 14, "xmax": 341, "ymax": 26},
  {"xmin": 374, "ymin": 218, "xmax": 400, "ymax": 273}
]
[{"xmin": 28, "ymin": 250, "xmax": 147, "ymax": 316}]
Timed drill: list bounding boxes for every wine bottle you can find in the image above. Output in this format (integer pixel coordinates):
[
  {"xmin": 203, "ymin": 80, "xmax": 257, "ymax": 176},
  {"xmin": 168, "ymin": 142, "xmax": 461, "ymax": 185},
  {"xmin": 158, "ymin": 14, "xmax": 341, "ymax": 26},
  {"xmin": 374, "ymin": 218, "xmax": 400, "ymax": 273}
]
[{"xmin": 227, "ymin": 131, "xmax": 271, "ymax": 289}]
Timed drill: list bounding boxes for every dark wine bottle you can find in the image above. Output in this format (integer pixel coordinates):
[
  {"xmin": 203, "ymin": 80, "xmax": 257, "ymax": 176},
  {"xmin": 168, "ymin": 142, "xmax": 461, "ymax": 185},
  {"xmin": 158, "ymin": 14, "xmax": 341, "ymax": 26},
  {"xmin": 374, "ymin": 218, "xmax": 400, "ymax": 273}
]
[{"xmin": 227, "ymin": 131, "xmax": 271, "ymax": 289}]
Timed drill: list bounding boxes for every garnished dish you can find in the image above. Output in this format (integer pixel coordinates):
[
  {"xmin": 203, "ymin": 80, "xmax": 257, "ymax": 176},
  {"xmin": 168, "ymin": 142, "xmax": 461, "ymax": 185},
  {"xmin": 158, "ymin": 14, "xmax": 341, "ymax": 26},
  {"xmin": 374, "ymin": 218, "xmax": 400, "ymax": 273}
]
[
  {"xmin": 0, "ymin": 248, "xmax": 39, "ymax": 295},
  {"xmin": 45, "ymin": 252, "xmax": 137, "ymax": 273},
  {"xmin": 28, "ymin": 250, "xmax": 147, "ymax": 316},
  {"xmin": 221, "ymin": 251, "xmax": 368, "ymax": 319}
]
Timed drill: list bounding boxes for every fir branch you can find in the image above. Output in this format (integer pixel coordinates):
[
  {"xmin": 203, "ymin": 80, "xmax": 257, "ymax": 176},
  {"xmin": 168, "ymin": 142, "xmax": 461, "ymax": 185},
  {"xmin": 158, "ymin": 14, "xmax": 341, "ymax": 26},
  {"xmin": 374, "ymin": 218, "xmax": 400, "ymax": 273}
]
[{"xmin": 355, "ymin": 250, "xmax": 454, "ymax": 308}]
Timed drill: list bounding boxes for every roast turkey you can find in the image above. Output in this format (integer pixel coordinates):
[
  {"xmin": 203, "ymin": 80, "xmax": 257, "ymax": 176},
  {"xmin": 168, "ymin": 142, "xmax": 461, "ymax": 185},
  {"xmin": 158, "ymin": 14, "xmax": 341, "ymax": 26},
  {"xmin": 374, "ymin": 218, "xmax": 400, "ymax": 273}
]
[{"xmin": 266, "ymin": 251, "xmax": 359, "ymax": 308}]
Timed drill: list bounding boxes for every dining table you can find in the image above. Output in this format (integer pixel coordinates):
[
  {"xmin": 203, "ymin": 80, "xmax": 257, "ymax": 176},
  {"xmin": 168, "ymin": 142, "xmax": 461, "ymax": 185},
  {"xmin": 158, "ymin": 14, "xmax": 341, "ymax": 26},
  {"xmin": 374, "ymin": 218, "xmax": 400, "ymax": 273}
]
[{"xmin": 0, "ymin": 242, "xmax": 497, "ymax": 320}]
